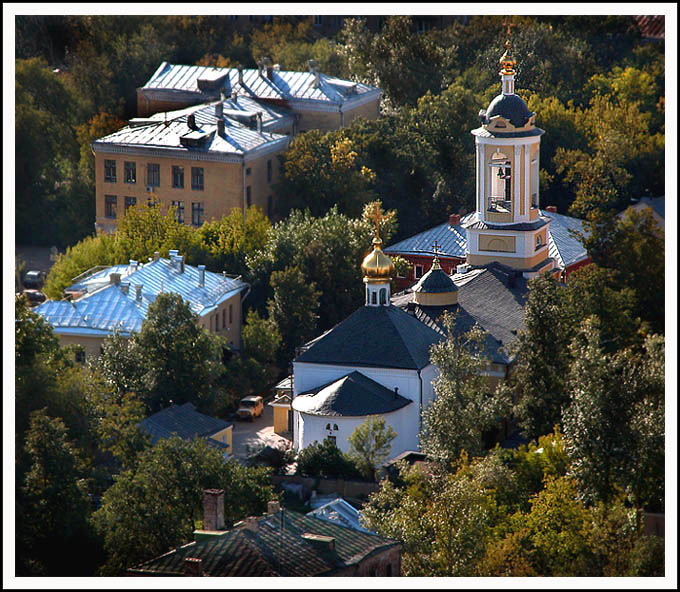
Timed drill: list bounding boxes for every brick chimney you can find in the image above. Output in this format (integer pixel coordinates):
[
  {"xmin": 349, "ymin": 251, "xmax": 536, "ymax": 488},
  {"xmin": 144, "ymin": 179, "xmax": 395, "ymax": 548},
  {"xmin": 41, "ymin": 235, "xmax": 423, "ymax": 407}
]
[
  {"xmin": 198, "ymin": 264, "xmax": 206, "ymax": 287},
  {"xmin": 187, "ymin": 113, "xmax": 196, "ymax": 130},
  {"xmin": 256, "ymin": 112, "xmax": 263, "ymax": 133},
  {"xmin": 135, "ymin": 284, "xmax": 143, "ymax": 303},
  {"xmin": 267, "ymin": 500, "xmax": 281, "ymax": 515},
  {"xmin": 215, "ymin": 102, "xmax": 223, "ymax": 118},
  {"xmin": 203, "ymin": 489, "xmax": 225, "ymax": 531},
  {"xmin": 154, "ymin": 251, "xmax": 161, "ymax": 261},
  {"xmin": 184, "ymin": 557, "xmax": 203, "ymax": 577},
  {"xmin": 237, "ymin": 64, "xmax": 244, "ymax": 86},
  {"xmin": 545, "ymin": 205, "xmax": 558, "ymax": 213},
  {"xmin": 217, "ymin": 119, "xmax": 225, "ymax": 137},
  {"xmin": 109, "ymin": 272, "xmax": 121, "ymax": 286},
  {"xmin": 449, "ymin": 213, "xmax": 461, "ymax": 226}
]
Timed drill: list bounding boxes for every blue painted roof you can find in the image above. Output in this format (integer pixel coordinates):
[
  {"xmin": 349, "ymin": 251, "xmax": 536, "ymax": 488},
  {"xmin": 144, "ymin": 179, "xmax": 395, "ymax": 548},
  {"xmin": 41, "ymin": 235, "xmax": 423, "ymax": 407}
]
[
  {"xmin": 385, "ymin": 210, "xmax": 588, "ymax": 270},
  {"xmin": 36, "ymin": 256, "xmax": 248, "ymax": 335}
]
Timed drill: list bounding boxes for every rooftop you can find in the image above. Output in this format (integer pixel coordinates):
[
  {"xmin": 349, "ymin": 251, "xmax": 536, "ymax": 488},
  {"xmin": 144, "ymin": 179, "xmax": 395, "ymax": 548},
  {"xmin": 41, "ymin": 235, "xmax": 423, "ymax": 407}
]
[
  {"xmin": 138, "ymin": 402, "xmax": 232, "ymax": 447},
  {"xmin": 35, "ymin": 255, "xmax": 247, "ymax": 335},
  {"xmin": 129, "ymin": 509, "xmax": 399, "ymax": 577},
  {"xmin": 141, "ymin": 62, "xmax": 381, "ymax": 106}
]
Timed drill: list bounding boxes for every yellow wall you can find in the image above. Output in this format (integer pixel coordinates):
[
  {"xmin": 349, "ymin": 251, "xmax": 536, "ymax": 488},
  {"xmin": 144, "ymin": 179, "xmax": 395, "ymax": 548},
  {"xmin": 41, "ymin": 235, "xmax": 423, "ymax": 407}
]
[
  {"xmin": 195, "ymin": 290, "xmax": 243, "ymax": 350},
  {"xmin": 343, "ymin": 99, "xmax": 381, "ymax": 126},
  {"xmin": 209, "ymin": 425, "xmax": 233, "ymax": 456},
  {"xmin": 413, "ymin": 291, "xmax": 458, "ymax": 306},
  {"xmin": 94, "ymin": 148, "xmax": 285, "ymax": 232},
  {"xmin": 58, "ymin": 334, "xmax": 107, "ymax": 360},
  {"xmin": 468, "ymin": 248, "xmax": 548, "ymax": 270},
  {"xmin": 272, "ymin": 405, "xmax": 291, "ymax": 434},
  {"xmin": 297, "ymin": 109, "xmax": 342, "ymax": 133},
  {"xmin": 479, "ymin": 234, "xmax": 516, "ymax": 253}
]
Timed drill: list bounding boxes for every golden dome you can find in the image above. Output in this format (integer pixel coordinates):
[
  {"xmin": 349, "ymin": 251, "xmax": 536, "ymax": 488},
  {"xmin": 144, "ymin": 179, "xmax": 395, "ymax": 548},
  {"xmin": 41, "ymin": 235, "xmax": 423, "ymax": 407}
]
[{"xmin": 361, "ymin": 237, "xmax": 395, "ymax": 283}]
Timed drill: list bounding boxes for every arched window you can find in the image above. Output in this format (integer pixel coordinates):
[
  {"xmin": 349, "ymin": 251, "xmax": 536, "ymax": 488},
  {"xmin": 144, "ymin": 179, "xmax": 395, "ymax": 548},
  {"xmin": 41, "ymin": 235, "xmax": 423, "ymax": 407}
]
[
  {"xmin": 379, "ymin": 288, "xmax": 387, "ymax": 305},
  {"xmin": 333, "ymin": 424, "xmax": 338, "ymax": 431},
  {"xmin": 371, "ymin": 291, "xmax": 377, "ymax": 305},
  {"xmin": 325, "ymin": 423, "xmax": 331, "ymax": 430},
  {"xmin": 489, "ymin": 151, "xmax": 511, "ymax": 212}
]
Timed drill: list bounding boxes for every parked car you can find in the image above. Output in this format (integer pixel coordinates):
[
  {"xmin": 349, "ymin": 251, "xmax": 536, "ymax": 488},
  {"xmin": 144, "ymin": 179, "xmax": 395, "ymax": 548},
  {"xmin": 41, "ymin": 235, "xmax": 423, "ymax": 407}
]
[
  {"xmin": 236, "ymin": 395, "xmax": 264, "ymax": 421},
  {"xmin": 23, "ymin": 270, "xmax": 46, "ymax": 289},
  {"xmin": 22, "ymin": 289, "xmax": 47, "ymax": 305}
]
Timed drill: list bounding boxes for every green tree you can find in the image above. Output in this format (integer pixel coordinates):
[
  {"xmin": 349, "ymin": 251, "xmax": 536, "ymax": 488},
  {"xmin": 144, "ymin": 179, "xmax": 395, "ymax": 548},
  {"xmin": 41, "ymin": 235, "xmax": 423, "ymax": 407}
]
[
  {"xmin": 17, "ymin": 410, "xmax": 99, "ymax": 575},
  {"xmin": 93, "ymin": 437, "xmax": 272, "ymax": 575},
  {"xmin": 134, "ymin": 292, "xmax": 226, "ymax": 412},
  {"xmin": 266, "ymin": 266, "xmax": 321, "ymax": 364},
  {"xmin": 421, "ymin": 313, "xmax": 511, "ymax": 466},
  {"xmin": 295, "ymin": 438, "xmax": 361, "ymax": 480},
  {"xmin": 347, "ymin": 416, "xmax": 397, "ymax": 480}
]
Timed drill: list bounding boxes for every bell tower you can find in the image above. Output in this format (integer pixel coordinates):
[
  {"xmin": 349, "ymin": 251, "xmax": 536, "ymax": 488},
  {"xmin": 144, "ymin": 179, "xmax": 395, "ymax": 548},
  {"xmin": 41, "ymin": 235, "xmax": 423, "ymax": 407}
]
[
  {"xmin": 464, "ymin": 36, "xmax": 555, "ymax": 278},
  {"xmin": 361, "ymin": 203, "xmax": 395, "ymax": 307}
]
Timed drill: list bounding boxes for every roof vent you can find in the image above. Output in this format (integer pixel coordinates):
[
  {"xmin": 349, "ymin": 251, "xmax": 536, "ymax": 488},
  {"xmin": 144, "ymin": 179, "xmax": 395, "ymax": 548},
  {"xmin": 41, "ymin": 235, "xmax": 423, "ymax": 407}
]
[
  {"xmin": 545, "ymin": 205, "xmax": 558, "ymax": 213},
  {"xmin": 267, "ymin": 500, "xmax": 281, "ymax": 514}
]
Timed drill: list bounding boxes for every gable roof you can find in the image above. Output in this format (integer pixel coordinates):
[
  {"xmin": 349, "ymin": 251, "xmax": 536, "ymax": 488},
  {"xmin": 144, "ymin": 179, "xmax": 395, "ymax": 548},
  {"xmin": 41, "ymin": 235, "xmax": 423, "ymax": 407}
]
[
  {"xmin": 307, "ymin": 498, "xmax": 375, "ymax": 534},
  {"xmin": 129, "ymin": 509, "xmax": 399, "ymax": 577},
  {"xmin": 36, "ymin": 256, "xmax": 247, "ymax": 335},
  {"xmin": 292, "ymin": 371, "xmax": 412, "ymax": 417},
  {"xmin": 295, "ymin": 304, "xmax": 443, "ymax": 370},
  {"xmin": 138, "ymin": 402, "xmax": 231, "ymax": 445}
]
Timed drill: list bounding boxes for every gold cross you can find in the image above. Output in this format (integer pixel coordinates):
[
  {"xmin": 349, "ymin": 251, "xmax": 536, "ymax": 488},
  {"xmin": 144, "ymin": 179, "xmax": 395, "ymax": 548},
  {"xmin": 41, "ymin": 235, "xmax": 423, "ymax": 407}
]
[
  {"xmin": 503, "ymin": 20, "xmax": 517, "ymax": 39},
  {"xmin": 431, "ymin": 239, "xmax": 440, "ymax": 257},
  {"xmin": 367, "ymin": 202, "xmax": 386, "ymax": 241}
]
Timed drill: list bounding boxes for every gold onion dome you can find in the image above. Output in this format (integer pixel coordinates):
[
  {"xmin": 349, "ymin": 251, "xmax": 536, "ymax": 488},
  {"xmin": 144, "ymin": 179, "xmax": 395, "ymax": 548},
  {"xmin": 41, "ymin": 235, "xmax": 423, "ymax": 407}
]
[{"xmin": 361, "ymin": 237, "xmax": 395, "ymax": 282}]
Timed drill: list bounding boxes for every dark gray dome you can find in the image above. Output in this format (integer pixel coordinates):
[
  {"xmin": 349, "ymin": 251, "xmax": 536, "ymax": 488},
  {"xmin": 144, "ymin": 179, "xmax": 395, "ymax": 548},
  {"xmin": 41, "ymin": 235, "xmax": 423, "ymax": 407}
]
[
  {"xmin": 413, "ymin": 267, "xmax": 458, "ymax": 294},
  {"xmin": 485, "ymin": 93, "xmax": 533, "ymax": 128}
]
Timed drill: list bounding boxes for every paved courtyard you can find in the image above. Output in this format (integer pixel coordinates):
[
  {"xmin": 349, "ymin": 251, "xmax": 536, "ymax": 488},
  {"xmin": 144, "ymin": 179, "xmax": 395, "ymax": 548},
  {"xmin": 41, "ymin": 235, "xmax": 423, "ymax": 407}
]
[{"xmin": 230, "ymin": 399, "xmax": 292, "ymax": 461}]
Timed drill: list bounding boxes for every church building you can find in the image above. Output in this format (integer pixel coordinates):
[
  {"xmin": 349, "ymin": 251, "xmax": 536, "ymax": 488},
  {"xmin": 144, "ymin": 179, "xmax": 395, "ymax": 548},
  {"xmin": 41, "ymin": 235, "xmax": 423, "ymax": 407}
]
[{"xmin": 290, "ymin": 41, "xmax": 569, "ymax": 459}]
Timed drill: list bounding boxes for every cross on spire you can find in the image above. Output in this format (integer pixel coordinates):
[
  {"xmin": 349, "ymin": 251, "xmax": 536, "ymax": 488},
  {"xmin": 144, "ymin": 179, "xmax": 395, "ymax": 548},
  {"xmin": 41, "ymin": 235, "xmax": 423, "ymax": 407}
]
[
  {"xmin": 366, "ymin": 202, "xmax": 392, "ymax": 242},
  {"xmin": 431, "ymin": 239, "xmax": 440, "ymax": 257},
  {"xmin": 503, "ymin": 20, "xmax": 517, "ymax": 41},
  {"xmin": 431, "ymin": 239, "xmax": 442, "ymax": 269}
]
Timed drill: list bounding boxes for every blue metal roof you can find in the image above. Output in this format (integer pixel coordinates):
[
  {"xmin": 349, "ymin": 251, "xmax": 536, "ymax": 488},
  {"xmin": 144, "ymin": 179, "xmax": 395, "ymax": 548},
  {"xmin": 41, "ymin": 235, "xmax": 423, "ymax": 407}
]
[
  {"xmin": 385, "ymin": 210, "xmax": 588, "ymax": 270},
  {"xmin": 36, "ymin": 256, "xmax": 248, "ymax": 336}
]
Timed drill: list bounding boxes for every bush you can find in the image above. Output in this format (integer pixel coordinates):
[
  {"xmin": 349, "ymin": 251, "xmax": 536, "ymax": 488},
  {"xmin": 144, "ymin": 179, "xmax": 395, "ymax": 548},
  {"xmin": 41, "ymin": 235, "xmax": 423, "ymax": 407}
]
[{"xmin": 295, "ymin": 439, "xmax": 362, "ymax": 480}]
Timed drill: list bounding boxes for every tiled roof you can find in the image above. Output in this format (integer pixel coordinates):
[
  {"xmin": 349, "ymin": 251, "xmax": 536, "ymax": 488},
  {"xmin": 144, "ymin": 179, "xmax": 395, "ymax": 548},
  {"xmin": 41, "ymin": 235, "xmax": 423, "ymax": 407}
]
[
  {"xmin": 130, "ymin": 509, "xmax": 399, "ymax": 577},
  {"xmin": 292, "ymin": 371, "xmax": 412, "ymax": 417},
  {"xmin": 139, "ymin": 402, "xmax": 232, "ymax": 445},
  {"xmin": 295, "ymin": 304, "xmax": 443, "ymax": 370},
  {"xmin": 386, "ymin": 210, "xmax": 589, "ymax": 270},
  {"xmin": 141, "ymin": 62, "xmax": 381, "ymax": 106},
  {"xmin": 392, "ymin": 262, "xmax": 529, "ymax": 364},
  {"xmin": 35, "ymin": 256, "xmax": 247, "ymax": 335}
]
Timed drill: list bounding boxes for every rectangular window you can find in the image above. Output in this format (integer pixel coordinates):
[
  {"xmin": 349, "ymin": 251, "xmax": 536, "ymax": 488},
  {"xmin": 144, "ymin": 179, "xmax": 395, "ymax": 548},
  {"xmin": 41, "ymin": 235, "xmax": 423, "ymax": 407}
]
[
  {"xmin": 267, "ymin": 195, "xmax": 273, "ymax": 218},
  {"xmin": 171, "ymin": 200, "xmax": 185, "ymax": 224},
  {"xmin": 246, "ymin": 167, "xmax": 251, "ymax": 176},
  {"xmin": 192, "ymin": 202, "xmax": 204, "ymax": 226},
  {"xmin": 147, "ymin": 163, "xmax": 160, "ymax": 187},
  {"xmin": 124, "ymin": 161, "xmax": 136, "ymax": 184},
  {"xmin": 104, "ymin": 160, "xmax": 116, "ymax": 182},
  {"xmin": 124, "ymin": 196, "xmax": 137, "ymax": 211},
  {"xmin": 192, "ymin": 167, "xmax": 204, "ymax": 191},
  {"xmin": 246, "ymin": 186, "xmax": 251, "ymax": 208},
  {"xmin": 415, "ymin": 264, "xmax": 424, "ymax": 279},
  {"xmin": 75, "ymin": 350, "xmax": 86, "ymax": 364},
  {"xmin": 172, "ymin": 165, "xmax": 184, "ymax": 189},
  {"xmin": 267, "ymin": 159, "xmax": 272, "ymax": 183},
  {"xmin": 229, "ymin": 304, "xmax": 233, "ymax": 324},
  {"xmin": 222, "ymin": 309, "xmax": 226, "ymax": 329},
  {"xmin": 105, "ymin": 195, "xmax": 117, "ymax": 218}
]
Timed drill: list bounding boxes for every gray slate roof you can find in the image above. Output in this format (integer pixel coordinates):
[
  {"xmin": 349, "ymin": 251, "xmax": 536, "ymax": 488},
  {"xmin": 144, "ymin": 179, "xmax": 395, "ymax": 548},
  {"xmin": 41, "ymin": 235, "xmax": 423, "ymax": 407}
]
[
  {"xmin": 392, "ymin": 262, "xmax": 529, "ymax": 364},
  {"xmin": 292, "ymin": 371, "xmax": 412, "ymax": 417},
  {"xmin": 295, "ymin": 304, "xmax": 443, "ymax": 370},
  {"xmin": 413, "ymin": 266, "xmax": 458, "ymax": 294},
  {"xmin": 139, "ymin": 402, "xmax": 231, "ymax": 446},
  {"xmin": 130, "ymin": 509, "xmax": 399, "ymax": 577}
]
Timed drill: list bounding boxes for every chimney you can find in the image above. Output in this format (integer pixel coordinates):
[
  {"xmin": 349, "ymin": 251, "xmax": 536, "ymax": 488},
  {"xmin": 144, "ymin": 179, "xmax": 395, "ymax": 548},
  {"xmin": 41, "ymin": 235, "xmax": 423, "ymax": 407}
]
[
  {"xmin": 110, "ymin": 272, "xmax": 121, "ymax": 286},
  {"xmin": 129, "ymin": 259, "xmax": 138, "ymax": 272},
  {"xmin": 237, "ymin": 64, "xmax": 244, "ymax": 85},
  {"xmin": 198, "ymin": 264, "xmax": 206, "ymax": 287},
  {"xmin": 177, "ymin": 255, "xmax": 185, "ymax": 273},
  {"xmin": 120, "ymin": 282, "xmax": 129, "ymax": 295},
  {"xmin": 135, "ymin": 284, "xmax": 143, "ymax": 303},
  {"xmin": 154, "ymin": 251, "xmax": 161, "ymax": 261},
  {"xmin": 203, "ymin": 489, "xmax": 225, "ymax": 531},
  {"xmin": 393, "ymin": 387, "xmax": 399, "ymax": 399},
  {"xmin": 217, "ymin": 119, "xmax": 225, "ymax": 137},
  {"xmin": 267, "ymin": 500, "xmax": 281, "ymax": 515},
  {"xmin": 231, "ymin": 89, "xmax": 238, "ymax": 103},
  {"xmin": 242, "ymin": 516, "xmax": 259, "ymax": 532},
  {"xmin": 168, "ymin": 249, "xmax": 179, "ymax": 259},
  {"xmin": 449, "ymin": 213, "xmax": 461, "ymax": 226},
  {"xmin": 263, "ymin": 56, "xmax": 274, "ymax": 80},
  {"xmin": 406, "ymin": 301, "xmax": 416, "ymax": 315},
  {"xmin": 184, "ymin": 557, "xmax": 203, "ymax": 577},
  {"xmin": 256, "ymin": 112, "xmax": 263, "ymax": 133},
  {"xmin": 456, "ymin": 263, "xmax": 471, "ymax": 274},
  {"xmin": 215, "ymin": 102, "xmax": 223, "ymax": 118},
  {"xmin": 308, "ymin": 59, "xmax": 320, "ymax": 87},
  {"xmin": 187, "ymin": 114, "xmax": 196, "ymax": 129},
  {"xmin": 546, "ymin": 205, "xmax": 557, "ymax": 213}
]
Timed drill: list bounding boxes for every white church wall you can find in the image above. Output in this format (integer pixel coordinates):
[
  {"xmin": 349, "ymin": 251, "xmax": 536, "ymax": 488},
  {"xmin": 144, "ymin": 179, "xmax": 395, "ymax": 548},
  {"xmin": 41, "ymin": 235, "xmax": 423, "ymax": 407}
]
[{"xmin": 295, "ymin": 403, "xmax": 419, "ymax": 458}]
